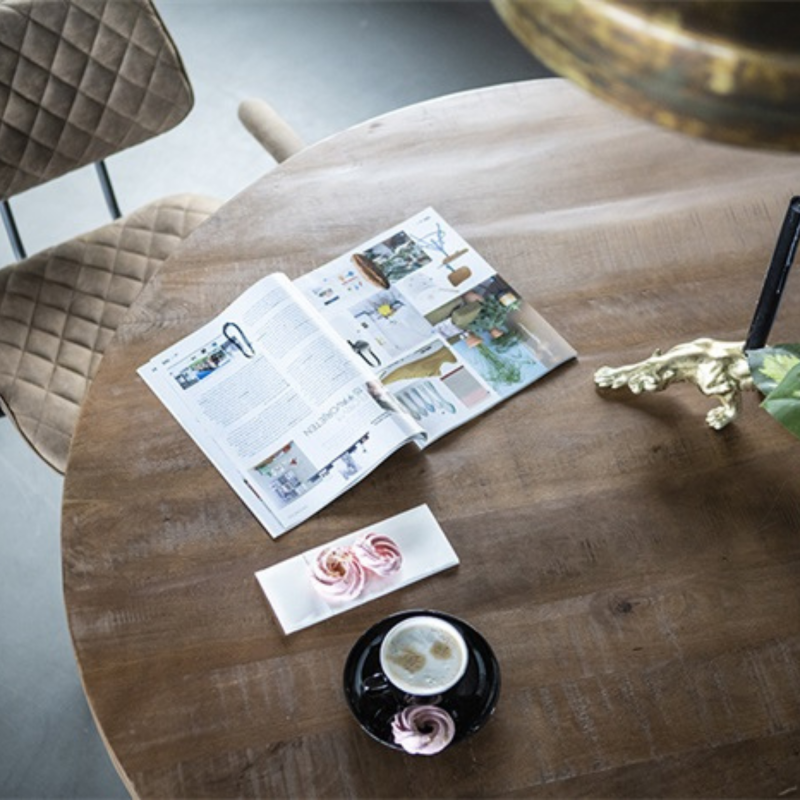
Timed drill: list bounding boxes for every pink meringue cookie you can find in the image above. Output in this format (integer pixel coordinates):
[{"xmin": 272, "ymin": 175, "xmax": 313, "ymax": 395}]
[
  {"xmin": 352, "ymin": 532, "xmax": 403, "ymax": 577},
  {"xmin": 309, "ymin": 545, "xmax": 366, "ymax": 600},
  {"xmin": 390, "ymin": 704, "xmax": 456, "ymax": 755}
]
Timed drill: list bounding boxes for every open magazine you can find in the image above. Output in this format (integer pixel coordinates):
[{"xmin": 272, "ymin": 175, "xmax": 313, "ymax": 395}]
[{"xmin": 138, "ymin": 208, "xmax": 576, "ymax": 537}]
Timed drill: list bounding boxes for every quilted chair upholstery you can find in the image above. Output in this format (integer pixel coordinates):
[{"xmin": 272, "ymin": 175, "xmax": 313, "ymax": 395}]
[
  {"xmin": 0, "ymin": 0, "xmax": 194, "ymax": 198},
  {"xmin": 0, "ymin": 194, "xmax": 221, "ymax": 472},
  {"xmin": 0, "ymin": 0, "xmax": 223, "ymax": 472}
]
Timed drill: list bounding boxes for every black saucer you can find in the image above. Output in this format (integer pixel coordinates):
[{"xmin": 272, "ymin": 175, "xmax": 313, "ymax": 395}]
[{"xmin": 342, "ymin": 610, "xmax": 501, "ymax": 751}]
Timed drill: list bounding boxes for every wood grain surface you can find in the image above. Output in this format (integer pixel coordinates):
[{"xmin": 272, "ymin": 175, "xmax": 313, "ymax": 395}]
[{"xmin": 63, "ymin": 79, "xmax": 800, "ymax": 797}]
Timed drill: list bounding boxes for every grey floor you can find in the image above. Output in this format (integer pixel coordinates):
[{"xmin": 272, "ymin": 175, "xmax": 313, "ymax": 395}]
[{"xmin": 0, "ymin": 3, "xmax": 548, "ymax": 797}]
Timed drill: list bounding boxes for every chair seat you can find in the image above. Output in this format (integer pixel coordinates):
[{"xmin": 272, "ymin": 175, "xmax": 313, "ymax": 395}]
[{"xmin": 0, "ymin": 193, "xmax": 222, "ymax": 472}]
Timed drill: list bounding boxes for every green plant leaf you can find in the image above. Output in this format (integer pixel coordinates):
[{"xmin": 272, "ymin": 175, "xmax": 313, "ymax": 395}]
[
  {"xmin": 760, "ymin": 361, "xmax": 800, "ymax": 440},
  {"xmin": 747, "ymin": 344, "xmax": 800, "ymax": 395}
]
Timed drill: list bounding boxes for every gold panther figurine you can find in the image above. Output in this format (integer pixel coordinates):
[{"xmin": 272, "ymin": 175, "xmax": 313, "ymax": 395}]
[{"xmin": 594, "ymin": 338, "xmax": 756, "ymax": 430}]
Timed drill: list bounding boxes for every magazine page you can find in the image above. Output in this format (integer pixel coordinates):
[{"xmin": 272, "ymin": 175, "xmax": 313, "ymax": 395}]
[
  {"xmin": 294, "ymin": 208, "xmax": 576, "ymax": 444},
  {"xmin": 138, "ymin": 273, "xmax": 424, "ymax": 537}
]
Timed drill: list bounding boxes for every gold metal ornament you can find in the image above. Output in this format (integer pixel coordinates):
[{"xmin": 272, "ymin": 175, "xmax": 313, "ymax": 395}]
[
  {"xmin": 594, "ymin": 339, "xmax": 755, "ymax": 430},
  {"xmin": 491, "ymin": 1, "xmax": 800, "ymax": 152}
]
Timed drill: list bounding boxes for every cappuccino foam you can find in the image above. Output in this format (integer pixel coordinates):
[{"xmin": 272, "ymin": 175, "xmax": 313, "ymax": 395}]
[{"xmin": 380, "ymin": 616, "xmax": 468, "ymax": 695}]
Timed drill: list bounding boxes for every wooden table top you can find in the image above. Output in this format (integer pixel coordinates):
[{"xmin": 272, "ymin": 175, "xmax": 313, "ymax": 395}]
[{"xmin": 63, "ymin": 79, "xmax": 800, "ymax": 797}]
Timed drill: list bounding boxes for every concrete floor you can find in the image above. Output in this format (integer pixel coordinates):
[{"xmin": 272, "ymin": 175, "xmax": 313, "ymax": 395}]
[{"xmin": 0, "ymin": 3, "xmax": 548, "ymax": 797}]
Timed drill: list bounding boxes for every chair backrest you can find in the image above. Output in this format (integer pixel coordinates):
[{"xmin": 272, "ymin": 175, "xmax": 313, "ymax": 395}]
[{"xmin": 0, "ymin": 0, "xmax": 193, "ymax": 202}]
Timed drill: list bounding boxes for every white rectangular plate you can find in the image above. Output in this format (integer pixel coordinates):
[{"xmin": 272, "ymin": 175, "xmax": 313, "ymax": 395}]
[{"xmin": 255, "ymin": 505, "xmax": 459, "ymax": 634}]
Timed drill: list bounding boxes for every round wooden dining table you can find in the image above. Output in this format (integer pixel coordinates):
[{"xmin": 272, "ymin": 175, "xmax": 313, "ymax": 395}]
[{"xmin": 63, "ymin": 79, "xmax": 800, "ymax": 797}]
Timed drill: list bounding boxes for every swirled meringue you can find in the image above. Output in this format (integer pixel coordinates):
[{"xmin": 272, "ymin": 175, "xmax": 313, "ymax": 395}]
[
  {"xmin": 390, "ymin": 704, "xmax": 456, "ymax": 755},
  {"xmin": 309, "ymin": 546, "xmax": 366, "ymax": 600},
  {"xmin": 352, "ymin": 532, "xmax": 403, "ymax": 577}
]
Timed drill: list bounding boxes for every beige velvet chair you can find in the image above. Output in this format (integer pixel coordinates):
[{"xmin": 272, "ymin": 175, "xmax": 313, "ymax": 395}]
[{"xmin": 0, "ymin": 0, "xmax": 301, "ymax": 473}]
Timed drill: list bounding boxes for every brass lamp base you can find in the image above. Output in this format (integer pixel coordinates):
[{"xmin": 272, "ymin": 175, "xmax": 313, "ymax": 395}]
[{"xmin": 594, "ymin": 339, "xmax": 755, "ymax": 430}]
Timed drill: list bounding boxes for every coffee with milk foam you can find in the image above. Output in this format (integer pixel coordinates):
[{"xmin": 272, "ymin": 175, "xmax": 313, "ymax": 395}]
[{"xmin": 379, "ymin": 616, "xmax": 468, "ymax": 695}]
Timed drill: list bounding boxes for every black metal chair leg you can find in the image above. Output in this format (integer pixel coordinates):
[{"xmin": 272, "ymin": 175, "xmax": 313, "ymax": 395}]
[
  {"xmin": 95, "ymin": 160, "xmax": 122, "ymax": 220},
  {"xmin": 1, "ymin": 199, "xmax": 26, "ymax": 260}
]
